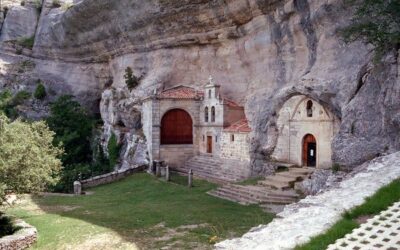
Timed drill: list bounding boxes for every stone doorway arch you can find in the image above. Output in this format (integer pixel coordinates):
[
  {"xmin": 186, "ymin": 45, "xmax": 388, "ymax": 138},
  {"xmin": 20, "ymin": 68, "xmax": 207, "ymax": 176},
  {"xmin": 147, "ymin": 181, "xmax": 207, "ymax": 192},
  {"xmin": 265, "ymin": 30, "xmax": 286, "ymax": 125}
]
[{"xmin": 302, "ymin": 134, "xmax": 317, "ymax": 167}]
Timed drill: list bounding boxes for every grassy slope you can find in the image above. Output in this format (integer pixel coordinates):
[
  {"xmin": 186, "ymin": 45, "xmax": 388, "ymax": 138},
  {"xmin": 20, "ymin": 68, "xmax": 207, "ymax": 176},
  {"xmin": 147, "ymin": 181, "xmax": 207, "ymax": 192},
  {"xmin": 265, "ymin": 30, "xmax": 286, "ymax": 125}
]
[
  {"xmin": 295, "ymin": 178, "xmax": 400, "ymax": 250},
  {"xmin": 6, "ymin": 173, "xmax": 272, "ymax": 249}
]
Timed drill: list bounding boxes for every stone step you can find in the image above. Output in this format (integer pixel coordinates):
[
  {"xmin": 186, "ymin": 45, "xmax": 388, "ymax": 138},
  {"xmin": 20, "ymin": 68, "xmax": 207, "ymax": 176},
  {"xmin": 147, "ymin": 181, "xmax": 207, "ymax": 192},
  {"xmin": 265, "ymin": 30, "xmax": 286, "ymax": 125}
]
[
  {"xmin": 289, "ymin": 167, "xmax": 314, "ymax": 175},
  {"xmin": 224, "ymin": 184, "xmax": 299, "ymax": 199},
  {"xmin": 184, "ymin": 164, "xmax": 247, "ymax": 180},
  {"xmin": 264, "ymin": 175, "xmax": 298, "ymax": 184},
  {"xmin": 276, "ymin": 171, "xmax": 309, "ymax": 180},
  {"xmin": 258, "ymin": 179, "xmax": 292, "ymax": 190},
  {"xmin": 210, "ymin": 187, "xmax": 297, "ymax": 205},
  {"xmin": 207, "ymin": 190, "xmax": 256, "ymax": 205}
]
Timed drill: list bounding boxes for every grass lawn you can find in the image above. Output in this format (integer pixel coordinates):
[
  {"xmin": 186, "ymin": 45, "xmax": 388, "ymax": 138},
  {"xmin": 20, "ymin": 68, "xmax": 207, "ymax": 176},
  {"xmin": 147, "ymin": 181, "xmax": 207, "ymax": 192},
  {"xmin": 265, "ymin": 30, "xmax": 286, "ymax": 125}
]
[
  {"xmin": 5, "ymin": 173, "xmax": 273, "ymax": 249},
  {"xmin": 295, "ymin": 178, "xmax": 400, "ymax": 250}
]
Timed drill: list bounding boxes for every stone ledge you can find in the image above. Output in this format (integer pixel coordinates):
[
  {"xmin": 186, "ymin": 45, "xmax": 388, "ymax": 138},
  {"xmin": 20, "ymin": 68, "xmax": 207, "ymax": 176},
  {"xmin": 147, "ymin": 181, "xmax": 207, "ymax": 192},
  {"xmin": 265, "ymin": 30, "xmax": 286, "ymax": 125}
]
[
  {"xmin": 0, "ymin": 220, "xmax": 37, "ymax": 250},
  {"xmin": 80, "ymin": 165, "xmax": 147, "ymax": 189}
]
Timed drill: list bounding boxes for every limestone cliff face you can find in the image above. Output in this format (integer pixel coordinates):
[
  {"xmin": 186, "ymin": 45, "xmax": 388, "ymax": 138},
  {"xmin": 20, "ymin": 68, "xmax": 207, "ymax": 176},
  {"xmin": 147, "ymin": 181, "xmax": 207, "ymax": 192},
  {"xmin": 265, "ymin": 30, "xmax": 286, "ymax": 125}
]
[{"xmin": 0, "ymin": 0, "xmax": 398, "ymax": 170}]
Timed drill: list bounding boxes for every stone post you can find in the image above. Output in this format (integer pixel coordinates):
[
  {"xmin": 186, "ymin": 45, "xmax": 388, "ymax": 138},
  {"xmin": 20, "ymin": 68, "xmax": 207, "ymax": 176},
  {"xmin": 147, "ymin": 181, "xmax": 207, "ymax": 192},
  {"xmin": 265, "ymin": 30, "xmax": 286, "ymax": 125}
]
[
  {"xmin": 165, "ymin": 166, "xmax": 170, "ymax": 182},
  {"xmin": 156, "ymin": 162, "xmax": 161, "ymax": 177},
  {"xmin": 188, "ymin": 169, "xmax": 193, "ymax": 188},
  {"xmin": 73, "ymin": 181, "xmax": 82, "ymax": 195}
]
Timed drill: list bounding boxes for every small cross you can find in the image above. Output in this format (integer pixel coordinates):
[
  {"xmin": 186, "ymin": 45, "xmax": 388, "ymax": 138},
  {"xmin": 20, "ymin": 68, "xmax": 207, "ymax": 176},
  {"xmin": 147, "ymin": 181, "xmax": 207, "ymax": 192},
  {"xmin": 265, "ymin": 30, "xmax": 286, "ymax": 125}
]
[{"xmin": 209, "ymin": 75, "xmax": 214, "ymax": 85}]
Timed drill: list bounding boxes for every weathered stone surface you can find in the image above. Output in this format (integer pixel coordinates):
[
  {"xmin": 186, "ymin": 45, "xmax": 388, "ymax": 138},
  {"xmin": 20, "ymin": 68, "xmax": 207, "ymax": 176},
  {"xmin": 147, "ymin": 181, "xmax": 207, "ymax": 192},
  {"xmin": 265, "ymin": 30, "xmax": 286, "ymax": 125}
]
[
  {"xmin": 0, "ymin": 3, "xmax": 39, "ymax": 42},
  {"xmin": 216, "ymin": 152, "xmax": 400, "ymax": 250},
  {"xmin": 295, "ymin": 169, "xmax": 346, "ymax": 195}
]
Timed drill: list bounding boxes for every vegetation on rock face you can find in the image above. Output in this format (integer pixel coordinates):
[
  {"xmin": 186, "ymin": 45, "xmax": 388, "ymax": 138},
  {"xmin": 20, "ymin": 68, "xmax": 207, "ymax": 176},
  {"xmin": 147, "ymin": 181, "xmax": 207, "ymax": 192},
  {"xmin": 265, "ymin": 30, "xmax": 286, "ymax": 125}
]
[
  {"xmin": 17, "ymin": 36, "xmax": 35, "ymax": 49},
  {"xmin": 0, "ymin": 89, "xmax": 31, "ymax": 119},
  {"xmin": 34, "ymin": 81, "xmax": 47, "ymax": 100},
  {"xmin": 124, "ymin": 67, "xmax": 139, "ymax": 91},
  {"xmin": 342, "ymin": 0, "xmax": 400, "ymax": 60},
  {"xmin": 107, "ymin": 133, "xmax": 121, "ymax": 169},
  {"xmin": 0, "ymin": 115, "xmax": 63, "ymax": 204},
  {"xmin": 51, "ymin": 0, "xmax": 61, "ymax": 8}
]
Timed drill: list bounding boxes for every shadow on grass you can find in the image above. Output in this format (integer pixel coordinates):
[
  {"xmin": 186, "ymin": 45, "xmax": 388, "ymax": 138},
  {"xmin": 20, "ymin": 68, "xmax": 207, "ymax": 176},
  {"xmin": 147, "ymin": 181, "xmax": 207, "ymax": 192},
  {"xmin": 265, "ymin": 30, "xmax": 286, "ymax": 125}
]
[{"xmin": 9, "ymin": 173, "xmax": 274, "ymax": 249}]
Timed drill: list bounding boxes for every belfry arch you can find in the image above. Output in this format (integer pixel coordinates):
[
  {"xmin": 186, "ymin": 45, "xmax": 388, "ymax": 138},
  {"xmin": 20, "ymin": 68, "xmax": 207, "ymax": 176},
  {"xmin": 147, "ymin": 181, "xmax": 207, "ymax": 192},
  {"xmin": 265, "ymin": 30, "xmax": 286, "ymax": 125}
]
[{"xmin": 271, "ymin": 95, "xmax": 340, "ymax": 169}]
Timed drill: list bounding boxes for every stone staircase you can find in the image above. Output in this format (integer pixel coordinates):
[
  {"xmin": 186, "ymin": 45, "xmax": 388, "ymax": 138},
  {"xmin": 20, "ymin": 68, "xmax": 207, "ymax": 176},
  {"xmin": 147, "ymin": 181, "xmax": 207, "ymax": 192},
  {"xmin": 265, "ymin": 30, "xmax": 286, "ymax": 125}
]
[
  {"xmin": 207, "ymin": 167, "xmax": 314, "ymax": 213},
  {"xmin": 174, "ymin": 155, "xmax": 251, "ymax": 184}
]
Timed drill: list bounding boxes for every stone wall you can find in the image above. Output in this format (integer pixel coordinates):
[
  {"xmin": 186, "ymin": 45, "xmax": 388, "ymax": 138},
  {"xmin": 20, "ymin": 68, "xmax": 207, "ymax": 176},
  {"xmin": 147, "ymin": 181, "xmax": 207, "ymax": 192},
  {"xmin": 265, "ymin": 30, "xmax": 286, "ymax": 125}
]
[
  {"xmin": 80, "ymin": 165, "xmax": 145, "ymax": 189},
  {"xmin": 159, "ymin": 145, "xmax": 195, "ymax": 168},
  {"xmin": 220, "ymin": 132, "xmax": 250, "ymax": 161},
  {"xmin": 0, "ymin": 220, "xmax": 37, "ymax": 250}
]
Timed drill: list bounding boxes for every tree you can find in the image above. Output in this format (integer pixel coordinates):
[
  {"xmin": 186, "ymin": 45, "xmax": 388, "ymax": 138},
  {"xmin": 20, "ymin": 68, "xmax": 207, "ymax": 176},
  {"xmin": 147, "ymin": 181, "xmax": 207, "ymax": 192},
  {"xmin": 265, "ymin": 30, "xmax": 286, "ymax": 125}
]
[
  {"xmin": 47, "ymin": 95, "xmax": 94, "ymax": 165},
  {"xmin": 34, "ymin": 81, "xmax": 47, "ymax": 100},
  {"xmin": 124, "ymin": 67, "xmax": 139, "ymax": 90},
  {"xmin": 0, "ymin": 115, "xmax": 62, "ymax": 203},
  {"xmin": 342, "ymin": 0, "xmax": 400, "ymax": 60},
  {"xmin": 46, "ymin": 95, "xmax": 95, "ymax": 192}
]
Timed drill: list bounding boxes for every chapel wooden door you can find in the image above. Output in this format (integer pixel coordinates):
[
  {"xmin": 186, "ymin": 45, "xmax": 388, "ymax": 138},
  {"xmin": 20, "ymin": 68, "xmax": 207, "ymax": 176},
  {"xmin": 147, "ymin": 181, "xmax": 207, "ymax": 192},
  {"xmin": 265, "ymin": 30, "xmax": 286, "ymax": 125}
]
[
  {"xmin": 207, "ymin": 136, "xmax": 212, "ymax": 153},
  {"xmin": 302, "ymin": 134, "xmax": 317, "ymax": 167}
]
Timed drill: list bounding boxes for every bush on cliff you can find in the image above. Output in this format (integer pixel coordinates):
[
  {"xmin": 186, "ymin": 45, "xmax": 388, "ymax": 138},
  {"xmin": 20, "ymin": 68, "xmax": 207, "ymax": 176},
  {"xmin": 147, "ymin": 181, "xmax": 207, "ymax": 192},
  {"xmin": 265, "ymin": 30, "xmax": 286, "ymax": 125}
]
[
  {"xmin": 124, "ymin": 67, "xmax": 139, "ymax": 90},
  {"xmin": 34, "ymin": 81, "xmax": 47, "ymax": 100},
  {"xmin": 342, "ymin": 0, "xmax": 400, "ymax": 60}
]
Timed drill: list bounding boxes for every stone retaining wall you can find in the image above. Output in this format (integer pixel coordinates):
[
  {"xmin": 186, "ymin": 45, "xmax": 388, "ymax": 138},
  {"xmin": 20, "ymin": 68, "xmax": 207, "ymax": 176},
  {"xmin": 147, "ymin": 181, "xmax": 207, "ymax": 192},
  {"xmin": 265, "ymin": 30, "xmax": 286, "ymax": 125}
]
[
  {"xmin": 80, "ymin": 165, "xmax": 146, "ymax": 189},
  {"xmin": 0, "ymin": 220, "xmax": 37, "ymax": 250}
]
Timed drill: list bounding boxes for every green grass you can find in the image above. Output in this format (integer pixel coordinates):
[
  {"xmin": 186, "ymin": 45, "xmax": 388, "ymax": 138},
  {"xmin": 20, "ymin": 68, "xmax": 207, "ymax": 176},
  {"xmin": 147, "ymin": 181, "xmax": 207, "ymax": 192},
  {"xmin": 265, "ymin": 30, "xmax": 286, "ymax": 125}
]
[
  {"xmin": 295, "ymin": 178, "xmax": 400, "ymax": 250},
  {"xmin": 5, "ymin": 173, "xmax": 273, "ymax": 249}
]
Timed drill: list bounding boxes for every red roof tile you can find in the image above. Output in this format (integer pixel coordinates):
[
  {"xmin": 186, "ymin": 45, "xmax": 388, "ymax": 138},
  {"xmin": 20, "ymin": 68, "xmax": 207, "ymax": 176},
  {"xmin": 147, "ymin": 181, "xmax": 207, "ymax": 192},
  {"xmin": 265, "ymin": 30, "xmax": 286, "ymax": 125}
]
[
  {"xmin": 223, "ymin": 98, "xmax": 241, "ymax": 108},
  {"xmin": 224, "ymin": 119, "xmax": 251, "ymax": 133},
  {"xmin": 158, "ymin": 85, "xmax": 203, "ymax": 99}
]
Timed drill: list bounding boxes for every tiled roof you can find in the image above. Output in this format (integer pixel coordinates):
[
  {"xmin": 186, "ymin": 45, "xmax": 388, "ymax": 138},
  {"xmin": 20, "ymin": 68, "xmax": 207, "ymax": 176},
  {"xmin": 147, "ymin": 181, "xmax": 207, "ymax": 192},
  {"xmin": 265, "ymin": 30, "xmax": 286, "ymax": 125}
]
[
  {"xmin": 224, "ymin": 119, "xmax": 251, "ymax": 133},
  {"xmin": 223, "ymin": 98, "xmax": 241, "ymax": 108},
  {"xmin": 158, "ymin": 85, "xmax": 203, "ymax": 99}
]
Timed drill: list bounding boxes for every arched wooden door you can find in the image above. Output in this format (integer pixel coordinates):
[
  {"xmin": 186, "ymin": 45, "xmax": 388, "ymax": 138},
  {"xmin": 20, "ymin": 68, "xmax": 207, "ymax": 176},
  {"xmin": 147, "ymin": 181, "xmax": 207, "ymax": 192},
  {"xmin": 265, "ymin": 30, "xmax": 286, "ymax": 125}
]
[
  {"xmin": 302, "ymin": 134, "xmax": 316, "ymax": 167},
  {"xmin": 161, "ymin": 109, "xmax": 193, "ymax": 144}
]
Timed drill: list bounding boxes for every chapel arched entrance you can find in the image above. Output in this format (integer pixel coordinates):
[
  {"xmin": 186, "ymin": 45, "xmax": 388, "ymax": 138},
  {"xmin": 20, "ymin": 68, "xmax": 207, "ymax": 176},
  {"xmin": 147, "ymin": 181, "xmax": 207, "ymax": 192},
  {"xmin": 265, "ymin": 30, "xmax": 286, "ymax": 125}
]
[
  {"xmin": 302, "ymin": 134, "xmax": 317, "ymax": 167},
  {"xmin": 160, "ymin": 109, "xmax": 193, "ymax": 145}
]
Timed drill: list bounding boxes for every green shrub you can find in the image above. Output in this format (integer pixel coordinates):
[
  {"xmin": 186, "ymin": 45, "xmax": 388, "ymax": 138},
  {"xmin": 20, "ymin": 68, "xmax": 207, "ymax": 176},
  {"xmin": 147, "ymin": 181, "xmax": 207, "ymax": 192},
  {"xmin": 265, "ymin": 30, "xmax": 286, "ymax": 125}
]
[
  {"xmin": 17, "ymin": 36, "xmax": 35, "ymax": 49},
  {"xmin": 34, "ymin": 81, "xmax": 47, "ymax": 100},
  {"xmin": 108, "ymin": 133, "xmax": 121, "ymax": 169},
  {"xmin": 124, "ymin": 67, "xmax": 139, "ymax": 90},
  {"xmin": 52, "ymin": 163, "xmax": 91, "ymax": 192},
  {"xmin": 52, "ymin": 0, "xmax": 61, "ymax": 8},
  {"xmin": 34, "ymin": 0, "xmax": 42, "ymax": 12},
  {"xmin": 12, "ymin": 90, "xmax": 31, "ymax": 106},
  {"xmin": 332, "ymin": 163, "xmax": 341, "ymax": 173}
]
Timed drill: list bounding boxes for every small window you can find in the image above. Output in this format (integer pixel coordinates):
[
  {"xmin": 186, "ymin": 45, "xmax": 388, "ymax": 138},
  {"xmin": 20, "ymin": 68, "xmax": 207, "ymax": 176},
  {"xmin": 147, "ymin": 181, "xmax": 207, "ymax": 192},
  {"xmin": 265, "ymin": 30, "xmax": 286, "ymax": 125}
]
[
  {"xmin": 211, "ymin": 106, "xmax": 215, "ymax": 122},
  {"xmin": 208, "ymin": 90, "xmax": 212, "ymax": 98},
  {"xmin": 306, "ymin": 100, "xmax": 313, "ymax": 117},
  {"xmin": 215, "ymin": 136, "xmax": 218, "ymax": 142},
  {"xmin": 203, "ymin": 135, "xmax": 205, "ymax": 141},
  {"xmin": 204, "ymin": 107, "xmax": 209, "ymax": 122},
  {"xmin": 231, "ymin": 134, "xmax": 235, "ymax": 142}
]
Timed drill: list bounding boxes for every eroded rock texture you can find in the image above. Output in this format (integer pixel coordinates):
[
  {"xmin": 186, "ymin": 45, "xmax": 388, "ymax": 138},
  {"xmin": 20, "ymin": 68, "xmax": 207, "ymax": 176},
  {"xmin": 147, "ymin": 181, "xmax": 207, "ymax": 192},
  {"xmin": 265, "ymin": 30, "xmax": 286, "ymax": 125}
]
[{"xmin": 0, "ymin": 0, "xmax": 398, "ymax": 170}]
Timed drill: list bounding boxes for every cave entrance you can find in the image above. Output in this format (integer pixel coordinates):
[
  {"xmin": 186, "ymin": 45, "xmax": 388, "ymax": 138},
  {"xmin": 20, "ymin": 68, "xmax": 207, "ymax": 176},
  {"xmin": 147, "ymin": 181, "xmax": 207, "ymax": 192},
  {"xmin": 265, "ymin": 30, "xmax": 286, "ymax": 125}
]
[{"xmin": 302, "ymin": 134, "xmax": 316, "ymax": 167}]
